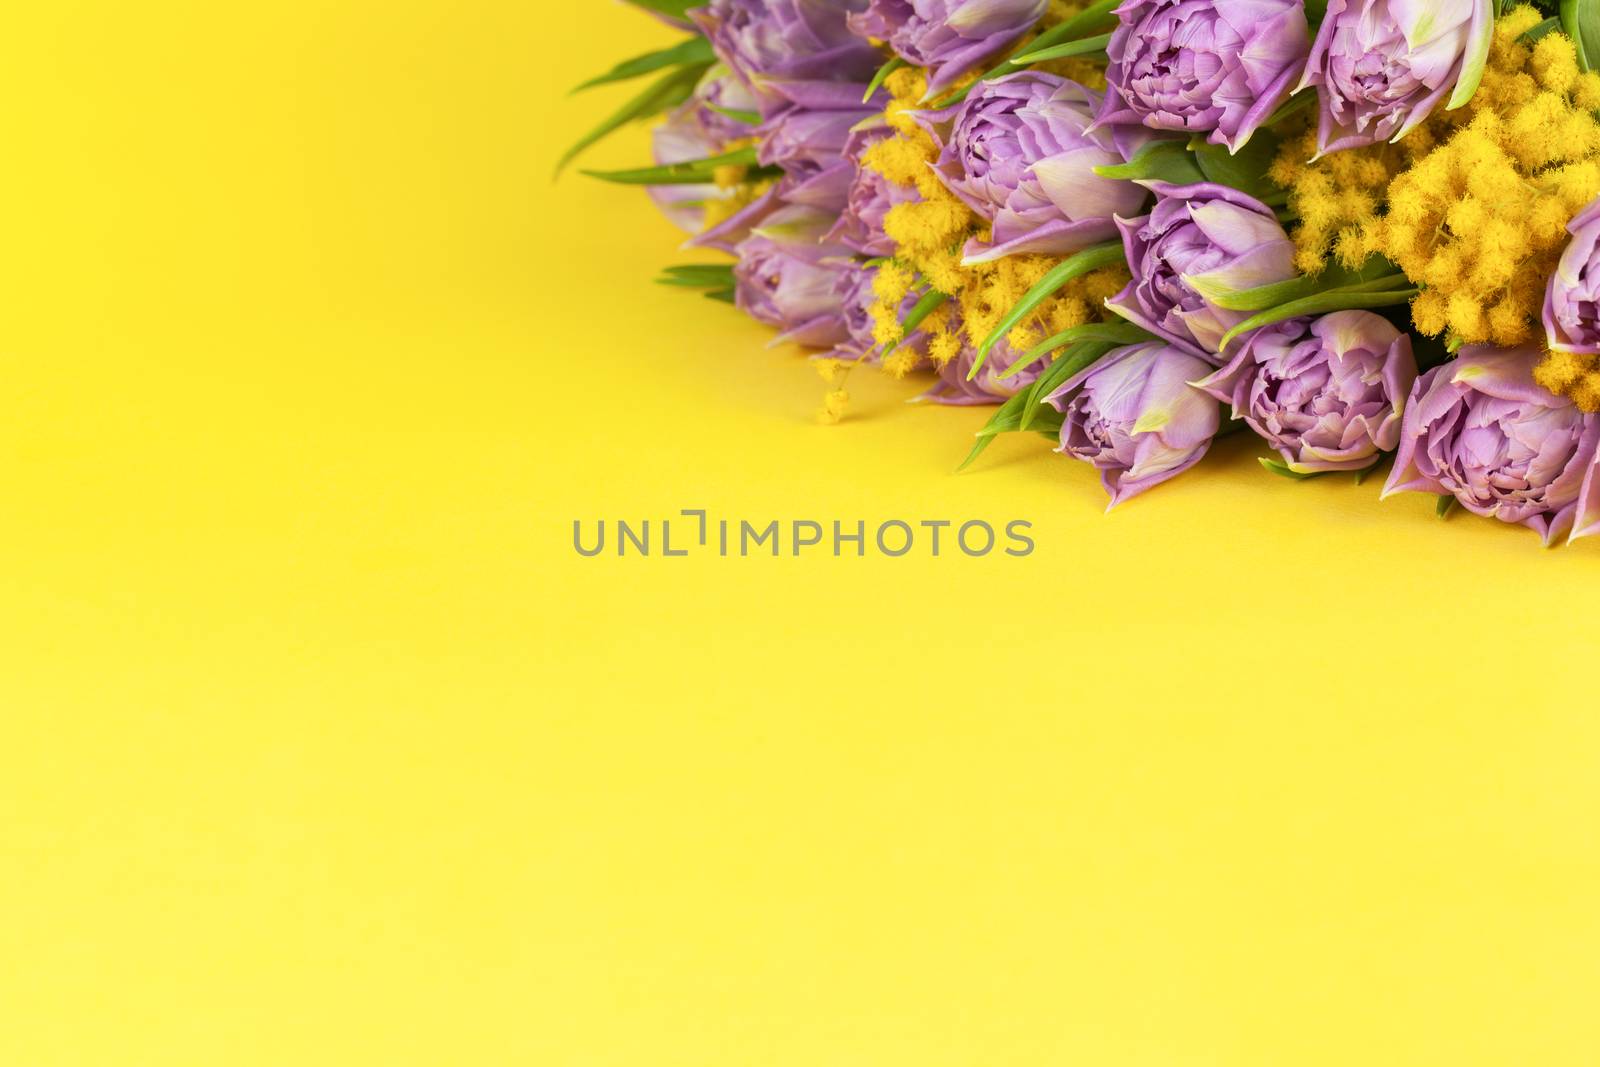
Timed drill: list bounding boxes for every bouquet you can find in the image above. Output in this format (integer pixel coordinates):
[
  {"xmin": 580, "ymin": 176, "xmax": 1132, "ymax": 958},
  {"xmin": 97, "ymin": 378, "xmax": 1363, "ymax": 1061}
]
[{"xmin": 566, "ymin": 0, "xmax": 1600, "ymax": 546}]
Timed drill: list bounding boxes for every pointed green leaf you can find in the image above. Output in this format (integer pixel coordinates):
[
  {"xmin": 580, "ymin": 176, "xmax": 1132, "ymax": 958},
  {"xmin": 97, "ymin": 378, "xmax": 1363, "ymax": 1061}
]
[
  {"xmin": 863, "ymin": 56, "xmax": 906, "ymax": 102},
  {"xmin": 1093, "ymin": 139, "xmax": 1206, "ymax": 184},
  {"xmin": 956, "ymin": 340, "xmax": 1120, "ymax": 471},
  {"xmin": 1217, "ymin": 287, "xmax": 1419, "ymax": 350},
  {"xmin": 702, "ymin": 101, "xmax": 761, "ymax": 126},
  {"xmin": 1191, "ymin": 261, "xmax": 1403, "ymax": 311},
  {"xmin": 886, "ymin": 289, "xmax": 949, "ymax": 355},
  {"xmin": 1520, "ymin": 16, "xmax": 1562, "ymax": 42},
  {"xmin": 1018, "ymin": 340, "xmax": 1118, "ymax": 430},
  {"xmin": 1011, "ymin": 32, "xmax": 1112, "ymax": 65},
  {"xmin": 957, "ymin": 388, "xmax": 1035, "ymax": 472},
  {"xmin": 1017, "ymin": 340, "xmax": 1120, "ymax": 428},
  {"xmin": 997, "ymin": 319, "xmax": 1151, "ymax": 380},
  {"xmin": 657, "ymin": 263, "xmax": 737, "ymax": 288},
  {"xmin": 555, "ymin": 64, "xmax": 705, "ymax": 177},
  {"xmin": 1436, "ymin": 494, "xmax": 1459, "ymax": 517},
  {"xmin": 969, "ymin": 241, "xmax": 1125, "ymax": 379},
  {"xmin": 581, "ymin": 145, "xmax": 761, "ymax": 185},
  {"xmin": 571, "ymin": 37, "xmax": 715, "ymax": 93},
  {"xmin": 957, "ymin": 391, "xmax": 1067, "ymax": 471},
  {"xmin": 1192, "ymin": 273, "xmax": 1322, "ymax": 312}
]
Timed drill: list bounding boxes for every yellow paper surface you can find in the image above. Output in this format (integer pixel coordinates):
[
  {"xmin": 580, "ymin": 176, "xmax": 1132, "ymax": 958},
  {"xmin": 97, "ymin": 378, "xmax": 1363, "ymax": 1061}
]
[{"xmin": 0, "ymin": 3, "xmax": 1597, "ymax": 1063}]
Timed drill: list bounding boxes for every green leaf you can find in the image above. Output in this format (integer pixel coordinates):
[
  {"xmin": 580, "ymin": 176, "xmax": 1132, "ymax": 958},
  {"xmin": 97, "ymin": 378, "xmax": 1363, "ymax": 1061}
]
[
  {"xmin": 1010, "ymin": 32, "xmax": 1113, "ymax": 65},
  {"xmin": 957, "ymin": 389, "xmax": 1033, "ymax": 472},
  {"xmin": 1040, "ymin": 0, "xmax": 1121, "ymax": 44},
  {"xmin": 1093, "ymin": 139, "xmax": 1206, "ymax": 184},
  {"xmin": 1520, "ymin": 15, "xmax": 1563, "ymax": 41},
  {"xmin": 704, "ymin": 288, "xmax": 737, "ymax": 304},
  {"xmin": 657, "ymin": 263, "xmax": 736, "ymax": 288},
  {"xmin": 1260, "ymin": 457, "xmax": 1326, "ymax": 480},
  {"xmin": 1436, "ymin": 494, "xmax": 1459, "ymax": 518},
  {"xmin": 570, "ymin": 36, "xmax": 715, "ymax": 93},
  {"xmin": 996, "ymin": 319, "xmax": 1151, "ymax": 380},
  {"xmin": 957, "ymin": 339, "xmax": 1121, "ymax": 471},
  {"xmin": 863, "ymin": 55, "xmax": 906, "ymax": 102},
  {"xmin": 1192, "ymin": 129, "xmax": 1282, "ymax": 199},
  {"xmin": 555, "ymin": 64, "xmax": 705, "ymax": 177},
  {"xmin": 660, "ymin": 263, "xmax": 735, "ymax": 276},
  {"xmin": 1018, "ymin": 340, "xmax": 1118, "ymax": 431},
  {"xmin": 702, "ymin": 101, "xmax": 761, "ymax": 126},
  {"xmin": 888, "ymin": 289, "xmax": 949, "ymax": 354},
  {"xmin": 1217, "ymin": 286, "xmax": 1419, "ymax": 350},
  {"xmin": 581, "ymin": 145, "xmax": 761, "ymax": 185},
  {"xmin": 1193, "ymin": 273, "xmax": 1323, "ymax": 312},
  {"xmin": 1192, "ymin": 262, "xmax": 1404, "ymax": 312},
  {"xmin": 957, "ymin": 391, "xmax": 1067, "ymax": 472},
  {"xmin": 1564, "ymin": 0, "xmax": 1600, "ymax": 72},
  {"xmin": 970, "ymin": 242, "xmax": 1125, "ymax": 379}
]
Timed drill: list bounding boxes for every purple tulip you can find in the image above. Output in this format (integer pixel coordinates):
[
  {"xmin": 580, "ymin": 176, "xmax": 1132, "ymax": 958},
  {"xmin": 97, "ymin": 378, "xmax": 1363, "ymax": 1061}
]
[
  {"xmin": 1298, "ymin": 0, "xmax": 1492, "ymax": 155},
  {"xmin": 1544, "ymin": 195, "xmax": 1600, "ymax": 355},
  {"xmin": 733, "ymin": 203, "xmax": 856, "ymax": 347},
  {"xmin": 755, "ymin": 85, "xmax": 885, "ymax": 213},
  {"xmin": 825, "ymin": 119, "xmax": 923, "ymax": 257},
  {"xmin": 1047, "ymin": 341, "xmax": 1221, "ymax": 506},
  {"xmin": 1106, "ymin": 181, "xmax": 1297, "ymax": 361},
  {"xmin": 923, "ymin": 338, "xmax": 1038, "ymax": 404},
  {"xmin": 1097, "ymin": 0, "xmax": 1309, "ymax": 153},
  {"xmin": 1194, "ymin": 312, "xmax": 1417, "ymax": 473},
  {"xmin": 847, "ymin": 0, "xmax": 1048, "ymax": 98},
  {"xmin": 1383, "ymin": 346, "xmax": 1600, "ymax": 545},
  {"xmin": 690, "ymin": 0, "xmax": 882, "ymax": 112},
  {"xmin": 916, "ymin": 73, "xmax": 1145, "ymax": 264}
]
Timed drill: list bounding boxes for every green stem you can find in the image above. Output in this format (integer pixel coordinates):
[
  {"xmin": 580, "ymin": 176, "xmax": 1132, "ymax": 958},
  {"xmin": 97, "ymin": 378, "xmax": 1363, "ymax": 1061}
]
[{"xmin": 1010, "ymin": 32, "xmax": 1113, "ymax": 65}]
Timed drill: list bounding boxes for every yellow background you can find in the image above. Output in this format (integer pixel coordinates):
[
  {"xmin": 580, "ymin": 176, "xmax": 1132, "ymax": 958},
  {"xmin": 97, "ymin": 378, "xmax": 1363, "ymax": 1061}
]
[{"xmin": 2, "ymin": 2, "xmax": 1598, "ymax": 1063}]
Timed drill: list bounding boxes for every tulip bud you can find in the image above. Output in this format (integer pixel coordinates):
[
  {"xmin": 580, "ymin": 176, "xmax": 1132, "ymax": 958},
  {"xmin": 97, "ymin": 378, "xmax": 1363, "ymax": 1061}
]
[
  {"xmin": 916, "ymin": 73, "xmax": 1146, "ymax": 264},
  {"xmin": 1298, "ymin": 0, "xmax": 1493, "ymax": 155},
  {"xmin": 1545, "ymin": 195, "xmax": 1600, "ymax": 355},
  {"xmin": 1383, "ymin": 346, "xmax": 1600, "ymax": 545},
  {"xmin": 1047, "ymin": 342, "xmax": 1221, "ymax": 506},
  {"xmin": 1106, "ymin": 181, "xmax": 1297, "ymax": 361},
  {"xmin": 1096, "ymin": 0, "xmax": 1309, "ymax": 153},
  {"xmin": 733, "ymin": 204, "xmax": 858, "ymax": 348},
  {"xmin": 692, "ymin": 0, "xmax": 882, "ymax": 113},
  {"xmin": 1194, "ymin": 312, "xmax": 1417, "ymax": 473}
]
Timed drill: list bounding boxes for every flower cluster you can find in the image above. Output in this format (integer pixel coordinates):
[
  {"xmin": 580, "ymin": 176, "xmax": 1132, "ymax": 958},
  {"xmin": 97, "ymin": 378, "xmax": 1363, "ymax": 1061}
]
[{"xmin": 572, "ymin": 0, "xmax": 1600, "ymax": 546}]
